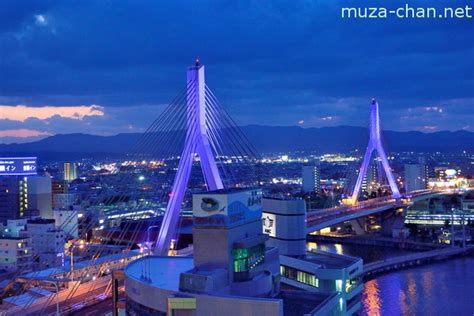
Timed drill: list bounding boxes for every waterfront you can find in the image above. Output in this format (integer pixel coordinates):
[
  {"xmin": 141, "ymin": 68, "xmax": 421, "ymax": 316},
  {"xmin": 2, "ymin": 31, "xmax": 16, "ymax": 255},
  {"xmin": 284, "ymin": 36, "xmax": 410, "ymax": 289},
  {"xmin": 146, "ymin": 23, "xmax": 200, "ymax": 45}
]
[{"xmin": 310, "ymin": 241, "xmax": 474, "ymax": 316}]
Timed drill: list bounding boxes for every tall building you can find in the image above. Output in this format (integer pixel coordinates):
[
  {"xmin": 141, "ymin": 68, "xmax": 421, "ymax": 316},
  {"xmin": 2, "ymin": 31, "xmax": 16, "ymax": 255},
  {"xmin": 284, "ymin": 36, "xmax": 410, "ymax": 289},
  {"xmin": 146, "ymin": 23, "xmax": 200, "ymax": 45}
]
[
  {"xmin": 404, "ymin": 164, "xmax": 428, "ymax": 192},
  {"xmin": 0, "ymin": 176, "xmax": 52, "ymax": 223},
  {"xmin": 63, "ymin": 162, "xmax": 77, "ymax": 182},
  {"xmin": 0, "ymin": 177, "xmax": 25, "ymax": 223},
  {"xmin": 302, "ymin": 165, "xmax": 321, "ymax": 194}
]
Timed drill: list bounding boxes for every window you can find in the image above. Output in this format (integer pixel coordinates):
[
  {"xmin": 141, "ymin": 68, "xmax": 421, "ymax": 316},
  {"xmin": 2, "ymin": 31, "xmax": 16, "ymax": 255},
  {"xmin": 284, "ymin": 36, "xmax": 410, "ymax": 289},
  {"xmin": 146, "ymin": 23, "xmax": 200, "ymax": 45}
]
[
  {"xmin": 280, "ymin": 265, "xmax": 318, "ymax": 287},
  {"xmin": 233, "ymin": 244, "xmax": 265, "ymax": 273}
]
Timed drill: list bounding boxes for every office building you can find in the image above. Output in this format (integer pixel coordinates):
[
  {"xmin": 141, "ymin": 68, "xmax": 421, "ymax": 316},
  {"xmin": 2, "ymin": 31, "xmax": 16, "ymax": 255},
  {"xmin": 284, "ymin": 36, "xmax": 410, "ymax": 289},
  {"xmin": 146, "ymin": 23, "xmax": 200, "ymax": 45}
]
[
  {"xmin": 0, "ymin": 177, "xmax": 25, "ymax": 223},
  {"xmin": 63, "ymin": 163, "xmax": 77, "ymax": 182},
  {"xmin": 0, "ymin": 176, "xmax": 52, "ymax": 223},
  {"xmin": 404, "ymin": 164, "xmax": 428, "ymax": 192},
  {"xmin": 302, "ymin": 165, "xmax": 321, "ymax": 194}
]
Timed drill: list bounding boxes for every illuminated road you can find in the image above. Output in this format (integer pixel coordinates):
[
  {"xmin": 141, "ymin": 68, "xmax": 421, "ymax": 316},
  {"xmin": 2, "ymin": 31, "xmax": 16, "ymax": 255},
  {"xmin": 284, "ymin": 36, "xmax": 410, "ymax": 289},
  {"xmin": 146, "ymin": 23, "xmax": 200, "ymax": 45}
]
[{"xmin": 306, "ymin": 190, "xmax": 446, "ymax": 232}]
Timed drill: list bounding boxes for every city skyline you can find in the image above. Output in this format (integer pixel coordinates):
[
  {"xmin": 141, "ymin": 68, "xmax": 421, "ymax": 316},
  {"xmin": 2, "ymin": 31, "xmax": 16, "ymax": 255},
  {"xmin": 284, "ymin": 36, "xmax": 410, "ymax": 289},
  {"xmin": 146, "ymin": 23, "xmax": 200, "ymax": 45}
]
[{"xmin": 1, "ymin": 1, "xmax": 473, "ymax": 144}]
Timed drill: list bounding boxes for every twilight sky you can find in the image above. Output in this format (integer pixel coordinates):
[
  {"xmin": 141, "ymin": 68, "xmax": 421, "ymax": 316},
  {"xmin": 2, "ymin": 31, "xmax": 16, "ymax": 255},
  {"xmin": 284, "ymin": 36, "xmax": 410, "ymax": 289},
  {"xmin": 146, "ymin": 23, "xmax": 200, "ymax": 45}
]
[{"xmin": 0, "ymin": 0, "xmax": 473, "ymax": 143}]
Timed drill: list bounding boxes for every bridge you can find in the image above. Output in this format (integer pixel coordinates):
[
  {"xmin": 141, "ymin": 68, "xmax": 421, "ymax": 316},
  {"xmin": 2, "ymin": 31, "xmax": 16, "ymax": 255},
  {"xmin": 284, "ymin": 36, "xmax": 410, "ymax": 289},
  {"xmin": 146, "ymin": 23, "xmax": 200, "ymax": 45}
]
[
  {"xmin": 1, "ymin": 62, "xmax": 469, "ymax": 315},
  {"xmin": 304, "ymin": 99, "xmax": 449, "ymax": 234},
  {"xmin": 306, "ymin": 190, "xmax": 445, "ymax": 233}
]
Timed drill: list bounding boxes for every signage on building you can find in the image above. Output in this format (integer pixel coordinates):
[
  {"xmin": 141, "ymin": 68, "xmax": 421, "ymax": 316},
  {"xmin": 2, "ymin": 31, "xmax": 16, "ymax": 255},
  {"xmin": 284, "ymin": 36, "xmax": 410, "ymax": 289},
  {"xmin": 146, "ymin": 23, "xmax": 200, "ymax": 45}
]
[
  {"xmin": 0, "ymin": 157, "xmax": 37, "ymax": 176},
  {"xmin": 193, "ymin": 189, "xmax": 262, "ymax": 227},
  {"xmin": 261, "ymin": 212, "xmax": 276, "ymax": 237}
]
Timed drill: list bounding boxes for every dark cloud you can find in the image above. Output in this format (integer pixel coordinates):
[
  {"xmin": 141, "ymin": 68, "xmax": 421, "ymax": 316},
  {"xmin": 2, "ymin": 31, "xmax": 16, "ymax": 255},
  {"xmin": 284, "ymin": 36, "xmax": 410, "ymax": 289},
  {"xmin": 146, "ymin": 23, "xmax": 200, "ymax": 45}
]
[{"xmin": 0, "ymin": 0, "xmax": 473, "ymax": 142}]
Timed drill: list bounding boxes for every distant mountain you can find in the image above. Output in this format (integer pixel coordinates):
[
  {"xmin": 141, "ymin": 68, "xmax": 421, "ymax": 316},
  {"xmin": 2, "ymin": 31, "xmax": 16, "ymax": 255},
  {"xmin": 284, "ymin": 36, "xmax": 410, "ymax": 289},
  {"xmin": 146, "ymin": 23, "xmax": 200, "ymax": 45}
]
[{"xmin": 0, "ymin": 125, "xmax": 472, "ymax": 160}]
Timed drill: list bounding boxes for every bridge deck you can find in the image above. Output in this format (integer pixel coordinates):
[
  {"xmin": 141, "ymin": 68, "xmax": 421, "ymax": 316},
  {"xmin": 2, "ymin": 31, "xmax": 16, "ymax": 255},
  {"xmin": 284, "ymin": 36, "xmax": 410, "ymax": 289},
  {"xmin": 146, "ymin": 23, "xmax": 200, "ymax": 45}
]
[
  {"xmin": 306, "ymin": 191, "xmax": 446, "ymax": 233},
  {"xmin": 363, "ymin": 245, "xmax": 474, "ymax": 276}
]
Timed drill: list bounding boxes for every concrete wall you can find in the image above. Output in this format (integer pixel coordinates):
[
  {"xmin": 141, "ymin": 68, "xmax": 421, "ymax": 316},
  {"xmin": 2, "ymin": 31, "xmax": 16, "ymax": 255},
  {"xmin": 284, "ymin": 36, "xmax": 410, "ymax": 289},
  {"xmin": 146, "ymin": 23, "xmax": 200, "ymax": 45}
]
[{"xmin": 125, "ymin": 273, "xmax": 283, "ymax": 316}]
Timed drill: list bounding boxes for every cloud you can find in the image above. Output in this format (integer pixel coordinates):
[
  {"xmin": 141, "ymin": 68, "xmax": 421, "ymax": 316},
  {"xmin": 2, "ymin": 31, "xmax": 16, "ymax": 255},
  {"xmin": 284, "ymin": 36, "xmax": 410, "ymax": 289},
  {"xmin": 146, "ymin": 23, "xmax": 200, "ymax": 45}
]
[
  {"xmin": 34, "ymin": 14, "xmax": 47, "ymax": 26},
  {"xmin": 0, "ymin": 0, "xmax": 472, "ymax": 139},
  {"xmin": 0, "ymin": 104, "xmax": 104, "ymax": 122},
  {"xmin": 0, "ymin": 129, "xmax": 51, "ymax": 138}
]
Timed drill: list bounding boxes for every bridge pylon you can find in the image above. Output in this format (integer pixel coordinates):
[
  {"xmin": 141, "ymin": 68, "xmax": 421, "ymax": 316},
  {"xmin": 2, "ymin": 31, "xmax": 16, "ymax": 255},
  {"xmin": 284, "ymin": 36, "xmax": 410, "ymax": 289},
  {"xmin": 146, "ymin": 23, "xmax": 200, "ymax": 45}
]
[
  {"xmin": 154, "ymin": 61, "xmax": 224, "ymax": 255},
  {"xmin": 348, "ymin": 99, "xmax": 400, "ymax": 204}
]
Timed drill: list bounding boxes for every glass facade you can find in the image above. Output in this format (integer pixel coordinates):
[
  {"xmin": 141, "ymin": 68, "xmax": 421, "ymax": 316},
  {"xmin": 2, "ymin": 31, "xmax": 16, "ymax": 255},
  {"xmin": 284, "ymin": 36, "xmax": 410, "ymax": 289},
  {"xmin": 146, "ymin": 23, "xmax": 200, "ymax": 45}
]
[{"xmin": 280, "ymin": 265, "xmax": 318, "ymax": 288}]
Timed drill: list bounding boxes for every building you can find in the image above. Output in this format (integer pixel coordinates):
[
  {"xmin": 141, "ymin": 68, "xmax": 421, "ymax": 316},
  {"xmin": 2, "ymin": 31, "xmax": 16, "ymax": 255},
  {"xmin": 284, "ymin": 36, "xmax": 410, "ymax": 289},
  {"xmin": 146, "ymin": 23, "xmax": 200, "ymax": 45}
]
[
  {"xmin": 0, "ymin": 236, "xmax": 31, "ymax": 272},
  {"xmin": 0, "ymin": 177, "xmax": 25, "ymax": 223},
  {"xmin": 0, "ymin": 176, "xmax": 52, "ymax": 223},
  {"xmin": 302, "ymin": 165, "xmax": 321, "ymax": 194},
  {"xmin": 404, "ymin": 163, "xmax": 428, "ymax": 193},
  {"xmin": 262, "ymin": 197, "xmax": 363, "ymax": 315},
  {"xmin": 280, "ymin": 251, "xmax": 363, "ymax": 315},
  {"xmin": 122, "ymin": 188, "xmax": 344, "ymax": 316},
  {"xmin": 26, "ymin": 218, "xmax": 66, "ymax": 269},
  {"xmin": 52, "ymin": 178, "xmax": 78, "ymax": 210},
  {"xmin": 26, "ymin": 176, "xmax": 53, "ymax": 219},
  {"xmin": 63, "ymin": 163, "xmax": 77, "ymax": 182},
  {"xmin": 262, "ymin": 198, "xmax": 306, "ymax": 256},
  {"xmin": 53, "ymin": 209, "xmax": 79, "ymax": 239}
]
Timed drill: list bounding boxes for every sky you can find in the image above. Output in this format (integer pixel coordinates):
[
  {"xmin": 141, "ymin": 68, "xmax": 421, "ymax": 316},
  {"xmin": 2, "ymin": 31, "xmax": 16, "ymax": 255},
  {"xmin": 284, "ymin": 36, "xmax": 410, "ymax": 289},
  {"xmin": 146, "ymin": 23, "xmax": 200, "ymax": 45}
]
[{"xmin": 0, "ymin": 0, "xmax": 473, "ymax": 143}]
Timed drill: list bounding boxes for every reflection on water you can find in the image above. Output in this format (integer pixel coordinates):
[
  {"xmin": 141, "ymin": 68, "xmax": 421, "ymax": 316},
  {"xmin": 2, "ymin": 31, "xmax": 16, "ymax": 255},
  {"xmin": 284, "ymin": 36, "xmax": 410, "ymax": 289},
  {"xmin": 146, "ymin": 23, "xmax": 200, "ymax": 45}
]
[
  {"xmin": 361, "ymin": 257, "xmax": 474, "ymax": 315},
  {"xmin": 362, "ymin": 279, "xmax": 381, "ymax": 316}
]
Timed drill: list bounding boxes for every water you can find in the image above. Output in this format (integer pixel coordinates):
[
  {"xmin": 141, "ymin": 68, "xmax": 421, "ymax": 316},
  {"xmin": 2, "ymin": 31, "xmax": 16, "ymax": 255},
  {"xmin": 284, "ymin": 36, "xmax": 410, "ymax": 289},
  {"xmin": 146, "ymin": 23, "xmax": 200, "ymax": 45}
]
[
  {"xmin": 308, "ymin": 241, "xmax": 474, "ymax": 316},
  {"xmin": 307, "ymin": 241, "xmax": 416, "ymax": 263},
  {"xmin": 361, "ymin": 257, "xmax": 474, "ymax": 316}
]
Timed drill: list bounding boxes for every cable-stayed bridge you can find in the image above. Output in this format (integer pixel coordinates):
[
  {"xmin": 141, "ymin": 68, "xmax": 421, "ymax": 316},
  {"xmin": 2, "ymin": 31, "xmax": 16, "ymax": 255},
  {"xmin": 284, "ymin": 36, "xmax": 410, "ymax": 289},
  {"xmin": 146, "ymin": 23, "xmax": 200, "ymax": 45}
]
[{"xmin": 0, "ymin": 62, "xmax": 452, "ymax": 315}]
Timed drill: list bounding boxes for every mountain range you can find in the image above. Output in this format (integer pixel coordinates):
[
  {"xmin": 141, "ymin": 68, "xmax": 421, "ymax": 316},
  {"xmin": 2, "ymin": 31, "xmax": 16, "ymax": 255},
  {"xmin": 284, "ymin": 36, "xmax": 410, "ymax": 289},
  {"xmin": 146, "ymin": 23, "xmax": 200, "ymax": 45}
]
[{"xmin": 0, "ymin": 125, "xmax": 472, "ymax": 160}]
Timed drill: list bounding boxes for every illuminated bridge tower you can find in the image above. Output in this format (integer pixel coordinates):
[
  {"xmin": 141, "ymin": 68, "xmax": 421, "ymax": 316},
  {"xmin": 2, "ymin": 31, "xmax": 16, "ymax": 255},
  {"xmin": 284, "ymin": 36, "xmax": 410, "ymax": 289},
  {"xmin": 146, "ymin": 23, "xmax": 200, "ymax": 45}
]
[
  {"xmin": 350, "ymin": 99, "xmax": 400, "ymax": 204},
  {"xmin": 154, "ymin": 61, "xmax": 224, "ymax": 255}
]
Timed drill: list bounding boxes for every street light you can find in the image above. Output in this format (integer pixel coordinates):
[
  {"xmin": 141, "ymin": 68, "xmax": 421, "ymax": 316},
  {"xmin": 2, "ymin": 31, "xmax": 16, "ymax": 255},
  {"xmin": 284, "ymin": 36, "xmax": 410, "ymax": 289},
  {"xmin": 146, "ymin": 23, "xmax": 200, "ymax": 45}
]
[{"xmin": 69, "ymin": 242, "xmax": 85, "ymax": 282}]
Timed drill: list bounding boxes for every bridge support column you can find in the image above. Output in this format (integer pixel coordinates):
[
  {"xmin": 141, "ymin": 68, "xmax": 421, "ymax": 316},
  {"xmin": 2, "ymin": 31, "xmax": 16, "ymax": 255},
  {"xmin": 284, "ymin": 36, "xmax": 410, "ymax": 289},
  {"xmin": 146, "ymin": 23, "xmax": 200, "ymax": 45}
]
[
  {"xmin": 350, "ymin": 99, "xmax": 400, "ymax": 203},
  {"xmin": 154, "ymin": 61, "xmax": 224, "ymax": 255},
  {"xmin": 349, "ymin": 218, "xmax": 366, "ymax": 235}
]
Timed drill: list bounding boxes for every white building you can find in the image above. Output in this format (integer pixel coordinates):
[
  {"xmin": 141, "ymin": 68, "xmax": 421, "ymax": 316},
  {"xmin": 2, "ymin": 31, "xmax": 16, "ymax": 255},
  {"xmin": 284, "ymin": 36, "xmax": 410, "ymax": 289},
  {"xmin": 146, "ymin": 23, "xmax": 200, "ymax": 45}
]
[
  {"xmin": 302, "ymin": 165, "xmax": 321, "ymax": 194},
  {"xmin": 53, "ymin": 209, "xmax": 79, "ymax": 238},
  {"xmin": 0, "ymin": 236, "xmax": 31, "ymax": 272},
  {"xmin": 26, "ymin": 218, "xmax": 66, "ymax": 268}
]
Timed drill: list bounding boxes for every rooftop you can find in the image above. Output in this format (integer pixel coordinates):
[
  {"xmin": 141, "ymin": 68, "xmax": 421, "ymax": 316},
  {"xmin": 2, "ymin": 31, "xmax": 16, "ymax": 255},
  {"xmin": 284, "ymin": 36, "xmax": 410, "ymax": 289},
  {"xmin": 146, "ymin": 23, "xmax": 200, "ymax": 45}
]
[
  {"xmin": 27, "ymin": 218, "xmax": 55, "ymax": 225},
  {"xmin": 125, "ymin": 256, "xmax": 193, "ymax": 291},
  {"xmin": 299, "ymin": 249, "xmax": 361, "ymax": 269},
  {"xmin": 196, "ymin": 187, "xmax": 260, "ymax": 195}
]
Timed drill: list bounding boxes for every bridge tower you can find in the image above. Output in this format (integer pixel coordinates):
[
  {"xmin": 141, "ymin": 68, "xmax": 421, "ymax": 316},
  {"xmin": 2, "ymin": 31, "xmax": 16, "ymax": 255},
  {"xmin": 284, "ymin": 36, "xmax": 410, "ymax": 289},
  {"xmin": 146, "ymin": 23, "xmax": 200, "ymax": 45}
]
[
  {"xmin": 349, "ymin": 99, "xmax": 400, "ymax": 204},
  {"xmin": 154, "ymin": 60, "xmax": 224, "ymax": 255}
]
